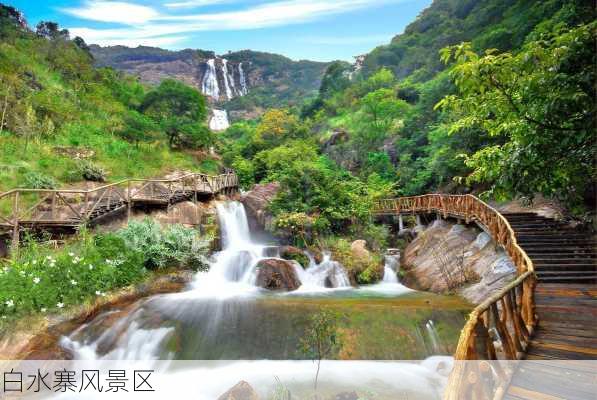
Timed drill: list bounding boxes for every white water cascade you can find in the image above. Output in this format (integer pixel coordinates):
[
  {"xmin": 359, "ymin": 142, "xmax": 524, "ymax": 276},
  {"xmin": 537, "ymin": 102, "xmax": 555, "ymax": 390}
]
[
  {"xmin": 209, "ymin": 109, "xmax": 230, "ymax": 131},
  {"xmin": 190, "ymin": 202, "xmax": 356, "ymax": 295},
  {"xmin": 202, "ymin": 59, "xmax": 220, "ymax": 100},
  {"xmin": 221, "ymin": 59, "xmax": 233, "ymax": 100},
  {"xmin": 238, "ymin": 62, "xmax": 248, "ymax": 95},
  {"xmin": 382, "ymin": 254, "xmax": 399, "ymax": 283}
]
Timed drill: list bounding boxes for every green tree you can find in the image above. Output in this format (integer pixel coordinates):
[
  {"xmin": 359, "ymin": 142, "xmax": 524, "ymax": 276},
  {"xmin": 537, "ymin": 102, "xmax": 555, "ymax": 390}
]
[
  {"xmin": 118, "ymin": 111, "xmax": 158, "ymax": 146},
  {"xmin": 437, "ymin": 23, "xmax": 596, "ymax": 207},
  {"xmin": 140, "ymin": 79, "xmax": 209, "ymax": 148}
]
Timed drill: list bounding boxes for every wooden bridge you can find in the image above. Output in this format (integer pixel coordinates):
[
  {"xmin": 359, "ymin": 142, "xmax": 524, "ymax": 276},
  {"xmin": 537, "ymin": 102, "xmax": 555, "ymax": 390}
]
[
  {"xmin": 373, "ymin": 195, "xmax": 596, "ymax": 400},
  {"xmin": 0, "ymin": 171, "xmax": 239, "ymax": 251}
]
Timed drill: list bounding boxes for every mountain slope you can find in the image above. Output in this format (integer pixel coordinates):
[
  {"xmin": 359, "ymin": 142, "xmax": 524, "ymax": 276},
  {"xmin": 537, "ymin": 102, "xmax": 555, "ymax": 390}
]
[
  {"xmin": 361, "ymin": 0, "xmax": 592, "ymax": 81},
  {"xmin": 90, "ymin": 45, "xmax": 331, "ymax": 120}
]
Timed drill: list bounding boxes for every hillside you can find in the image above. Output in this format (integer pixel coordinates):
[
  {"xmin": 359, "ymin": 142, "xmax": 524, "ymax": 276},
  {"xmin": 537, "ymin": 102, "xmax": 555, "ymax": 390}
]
[
  {"xmin": 362, "ymin": 0, "xmax": 593, "ymax": 81},
  {"xmin": 0, "ymin": 4, "xmax": 219, "ymax": 193},
  {"xmin": 302, "ymin": 0, "xmax": 595, "ymax": 207},
  {"xmin": 90, "ymin": 45, "xmax": 330, "ymax": 121}
]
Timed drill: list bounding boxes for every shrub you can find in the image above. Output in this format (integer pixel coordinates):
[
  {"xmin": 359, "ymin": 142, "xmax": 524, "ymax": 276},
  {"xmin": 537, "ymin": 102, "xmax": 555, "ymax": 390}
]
[
  {"xmin": 116, "ymin": 219, "xmax": 210, "ymax": 270},
  {"xmin": 78, "ymin": 160, "xmax": 106, "ymax": 182},
  {"xmin": 23, "ymin": 170, "xmax": 57, "ymax": 189}
]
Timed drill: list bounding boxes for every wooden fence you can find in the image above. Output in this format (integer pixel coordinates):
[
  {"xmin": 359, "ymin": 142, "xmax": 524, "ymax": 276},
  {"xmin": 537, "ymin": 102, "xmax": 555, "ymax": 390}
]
[{"xmin": 373, "ymin": 194, "xmax": 537, "ymax": 399}]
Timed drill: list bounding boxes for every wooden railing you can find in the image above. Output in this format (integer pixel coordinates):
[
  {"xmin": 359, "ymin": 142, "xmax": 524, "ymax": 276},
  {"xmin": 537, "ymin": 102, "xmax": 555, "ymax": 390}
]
[
  {"xmin": 373, "ymin": 194, "xmax": 537, "ymax": 399},
  {"xmin": 0, "ymin": 172, "xmax": 238, "ymax": 250}
]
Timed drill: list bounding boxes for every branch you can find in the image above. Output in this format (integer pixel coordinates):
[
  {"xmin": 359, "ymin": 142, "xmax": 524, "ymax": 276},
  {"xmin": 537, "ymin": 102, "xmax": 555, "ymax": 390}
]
[{"xmin": 488, "ymin": 75, "xmax": 582, "ymax": 132}]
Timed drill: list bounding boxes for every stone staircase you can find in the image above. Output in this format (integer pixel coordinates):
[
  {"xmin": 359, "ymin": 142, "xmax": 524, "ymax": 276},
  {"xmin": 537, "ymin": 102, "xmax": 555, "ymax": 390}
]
[{"xmin": 503, "ymin": 212, "xmax": 597, "ymax": 284}]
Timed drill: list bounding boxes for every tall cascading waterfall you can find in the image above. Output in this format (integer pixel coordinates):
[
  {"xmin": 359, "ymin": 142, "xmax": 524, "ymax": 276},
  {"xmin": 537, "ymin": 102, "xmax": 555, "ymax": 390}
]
[
  {"xmin": 201, "ymin": 59, "xmax": 220, "ymax": 100},
  {"xmin": 221, "ymin": 59, "xmax": 233, "ymax": 100},
  {"xmin": 238, "ymin": 62, "xmax": 248, "ymax": 95}
]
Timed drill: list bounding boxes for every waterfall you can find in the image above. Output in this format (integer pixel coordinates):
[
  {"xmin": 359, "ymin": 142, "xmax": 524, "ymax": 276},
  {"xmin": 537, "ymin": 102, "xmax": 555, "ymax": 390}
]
[
  {"xmin": 221, "ymin": 59, "xmax": 233, "ymax": 100},
  {"xmin": 382, "ymin": 254, "xmax": 399, "ymax": 283},
  {"xmin": 425, "ymin": 320, "xmax": 442, "ymax": 354},
  {"xmin": 209, "ymin": 109, "xmax": 230, "ymax": 131},
  {"xmin": 238, "ymin": 62, "xmax": 248, "ymax": 95},
  {"xmin": 202, "ymin": 59, "xmax": 220, "ymax": 100},
  {"xmin": 293, "ymin": 252, "xmax": 351, "ymax": 291}
]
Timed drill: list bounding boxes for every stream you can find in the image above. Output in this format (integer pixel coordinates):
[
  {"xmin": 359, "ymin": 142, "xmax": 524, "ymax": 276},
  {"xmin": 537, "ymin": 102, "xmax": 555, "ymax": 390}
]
[{"xmin": 55, "ymin": 201, "xmax": 470, "ymax": 399}]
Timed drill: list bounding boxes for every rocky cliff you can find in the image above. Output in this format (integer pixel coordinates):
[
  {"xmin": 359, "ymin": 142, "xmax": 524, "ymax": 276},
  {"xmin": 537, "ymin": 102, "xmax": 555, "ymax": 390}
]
[{"xmin": 90, "ymin": 46, "xmax": 330, "ymax": 122}]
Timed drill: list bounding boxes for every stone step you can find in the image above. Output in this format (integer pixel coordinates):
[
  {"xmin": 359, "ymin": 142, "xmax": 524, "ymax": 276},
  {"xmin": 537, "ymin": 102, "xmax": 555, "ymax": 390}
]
[
  {"xmin": 534, "ymin": 264, "xmax": 597, "ymax": 272},
  {"xmin": 533, "ymin": 258, "xmax": 597, "ymax": 265}
]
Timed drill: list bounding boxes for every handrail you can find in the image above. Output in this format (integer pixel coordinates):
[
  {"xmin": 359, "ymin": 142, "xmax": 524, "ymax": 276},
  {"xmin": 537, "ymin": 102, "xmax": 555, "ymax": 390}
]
[
  {"xmin": 0, "ymin": 171, "xmax": 238, "ymax": 232},
  {"xmin": 372, "ymin": 194, "xmax": 537, "ymax": 400}
]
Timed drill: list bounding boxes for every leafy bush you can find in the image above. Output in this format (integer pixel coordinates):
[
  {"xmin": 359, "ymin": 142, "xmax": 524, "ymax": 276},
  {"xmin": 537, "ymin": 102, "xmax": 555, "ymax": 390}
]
[
  {"xmin": 78, "ymin": 160, "xmax": 107, "ymax": 182},
  {"xmin": 116, "ymin": 219, "xmax": 210, "ymax": 270},
  {"xmin": 23, "ymin": 170, "xmax": 57, "ymax": 189}
]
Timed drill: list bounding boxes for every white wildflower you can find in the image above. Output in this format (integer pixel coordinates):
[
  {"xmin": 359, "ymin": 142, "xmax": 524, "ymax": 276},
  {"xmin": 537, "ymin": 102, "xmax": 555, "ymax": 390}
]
[
  {"xmin": 33, "ymin": 277, "xmax": 40, "ymax": 284},
  {"xmin": 5, "ymin": 299, "xmax": 14, "ymax": 308},
  {"xmin": 88, "ymin": 264, "xmax": 94, "ymax": 270},
  {"xmin": 40, "ymin": 308, "xmax": 47, "ymax": 313},
  {"xmin": 68, "ymin": 252, "xmax": 75, "ymax": 257},
  {"xmin": 70, "ymin": 279, "xmax": 77, "ymax": 286},
  {"xmin": 56, "ymin": 302, "xmax": 64, "ymax": 308},
  {"xmin": 32, "ymin": 260, "xmax": 37, "ymax": 265}
]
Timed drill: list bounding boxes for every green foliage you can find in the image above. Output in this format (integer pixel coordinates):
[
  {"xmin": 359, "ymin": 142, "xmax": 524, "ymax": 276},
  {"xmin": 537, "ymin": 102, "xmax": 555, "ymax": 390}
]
[
  {"xmin": 0, "ymin": 231, "xmax": 146, "ymax": 326},
  {"xmin": 0, "ymin": 220, "xmax": 211, "ymax": 327},
  {"xmin": 437, "ymin": 23, "xmax": 596, "ymax": 206},
  {"xmin": 141, "ymin": 79, "xmax": 211, "ymax": 149},
  {"xmin": 0, "ymin": 17, "xmax": 218, "ymax": 193},
  {"xmin": 116, "ymin": 219, "xmax": 210, "ymax": 270},
  {"xmin": 77, "ymin": 159, "xmax": 107, "ymax": 182},
  {"xmin": 23, "ymin": 170, "xmax": 57, "ymax": 189}
]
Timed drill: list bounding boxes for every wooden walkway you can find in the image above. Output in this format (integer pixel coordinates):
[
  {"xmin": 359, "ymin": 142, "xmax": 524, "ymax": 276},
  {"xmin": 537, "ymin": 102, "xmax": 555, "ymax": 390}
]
[
  {"xmin": 0, "ymin": 172, "xmax": 238, "ymax": 250},
  {"xmin": 502, "ymin": 212, "xmax": 596, "ymax": 400},
  {"xmin": 372, "ymin": 196, "xmax": 596, "ymax": 399}
]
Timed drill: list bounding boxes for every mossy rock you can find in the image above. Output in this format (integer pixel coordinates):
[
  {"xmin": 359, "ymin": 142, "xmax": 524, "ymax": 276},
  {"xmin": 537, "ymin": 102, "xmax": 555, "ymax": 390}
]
[{"xmin": 280, "ymin": 245, "xmax": 310, "ymax": 269}]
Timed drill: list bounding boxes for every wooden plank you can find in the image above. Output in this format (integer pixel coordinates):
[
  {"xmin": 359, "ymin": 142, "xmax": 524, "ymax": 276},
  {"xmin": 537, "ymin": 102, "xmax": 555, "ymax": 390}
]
[{"xmin": 507, "ymin": 386, "xmax": 565, "ymax": 400}]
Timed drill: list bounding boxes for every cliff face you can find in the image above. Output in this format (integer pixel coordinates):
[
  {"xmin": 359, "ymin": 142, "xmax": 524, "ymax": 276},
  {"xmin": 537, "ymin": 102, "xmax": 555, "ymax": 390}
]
[{"xmin": 90, "ymin": 45, "xmax": 330, "ymax": 119}]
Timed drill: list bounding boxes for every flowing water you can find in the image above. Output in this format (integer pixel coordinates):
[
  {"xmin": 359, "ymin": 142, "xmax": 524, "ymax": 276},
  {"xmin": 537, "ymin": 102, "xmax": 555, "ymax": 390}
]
[
  {"xmin": 57, "ymin": 201, "xmax": 470, "ymax": 399},
  {"xmin": 202, "ymin": 59, "xmax": 220, "ymax": 100},
  {"xmin": 209, "ymin": 109, "xmax": 230, "ymax": 131}
]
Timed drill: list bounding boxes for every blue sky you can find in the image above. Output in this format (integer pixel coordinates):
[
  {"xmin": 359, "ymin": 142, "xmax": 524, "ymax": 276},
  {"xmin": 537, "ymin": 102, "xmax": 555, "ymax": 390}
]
[{"xmin": 10, "ymin": 0, "xmax": 432, "ymax": 61}]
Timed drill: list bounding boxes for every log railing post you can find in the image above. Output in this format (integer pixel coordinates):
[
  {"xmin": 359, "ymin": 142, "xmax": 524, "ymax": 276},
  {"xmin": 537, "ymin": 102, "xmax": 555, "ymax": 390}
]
[
  {"xmin": 127, "ymin": 180, "xmax": 131, "ymax": 222},
  {"xmin": 11, "ymin": 192, "xmax": 19, "ymax": 256}
]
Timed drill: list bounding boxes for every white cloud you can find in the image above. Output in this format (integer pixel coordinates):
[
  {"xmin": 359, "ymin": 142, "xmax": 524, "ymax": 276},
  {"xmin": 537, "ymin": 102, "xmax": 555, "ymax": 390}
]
[
  {"xmin": 65, "ymin": 0, "xmax": 403, "ymax": 47},
  {"xmin": 164, "ymin": 0, "xmax": 235, "ymax": 9},
  {"xmin": 62, "ymin": 1, "xmax": 159, "ymax": 25}
]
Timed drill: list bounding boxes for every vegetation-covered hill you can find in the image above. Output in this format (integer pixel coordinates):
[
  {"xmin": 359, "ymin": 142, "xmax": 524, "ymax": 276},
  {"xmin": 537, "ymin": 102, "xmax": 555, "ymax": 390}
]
[
  {"xmin": 0, "ymin": 4, "xmax": 219, "ymax": 192},
  {"xmin": 218, "ymin": 0, "xmax": 595, "ymax": 253},
  {"xmin": 90, "ymin": 45, "xmax": 330, "ymax": 120}
]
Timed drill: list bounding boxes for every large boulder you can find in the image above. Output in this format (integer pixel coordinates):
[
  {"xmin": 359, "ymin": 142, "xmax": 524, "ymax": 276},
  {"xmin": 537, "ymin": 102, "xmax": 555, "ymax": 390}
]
[
  {"xmin": 217, "ymin": 381, "xmax": 259, "ymax": 400},
  {"xmin": 255, "ymin": 258, "xmax": 301, "ymax": 291},
  {"xmin": 241, "ymin": 182, "xmax": 280, "ymax": 230},
  {"xmin": 401, "ymin": 221, "xmax": 517, "ymax": 304},
  {"xmin": 350, "ymin": 240, "xmax": 371, "ymax": 261}
]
